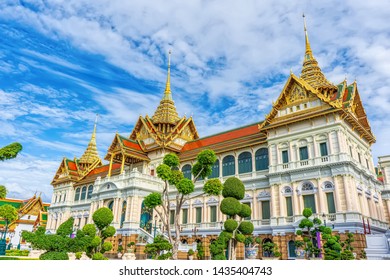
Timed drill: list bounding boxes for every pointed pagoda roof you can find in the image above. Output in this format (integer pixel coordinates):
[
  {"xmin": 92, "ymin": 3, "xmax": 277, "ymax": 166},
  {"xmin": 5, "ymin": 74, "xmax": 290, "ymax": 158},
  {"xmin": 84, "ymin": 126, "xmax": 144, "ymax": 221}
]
[
  {"xmin": 79, "ymin": 115, "xmax": 100, "ymax": 164},
  {"xmin": 300, "ymin": 14, "xmax": 335, "ymax": 90},
  {"xmin": 152, "ymin": 50, "xmax": 181, "ymax": 125}
]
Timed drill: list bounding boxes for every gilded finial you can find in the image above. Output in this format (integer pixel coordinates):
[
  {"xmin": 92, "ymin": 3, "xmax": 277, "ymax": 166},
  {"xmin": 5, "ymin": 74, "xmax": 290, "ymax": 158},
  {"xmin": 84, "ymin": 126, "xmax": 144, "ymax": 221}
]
[
  {"xmin": 79, "ymin": 115, "xmax": 100, "ymax": 164},
  {"xmin": 164, "ymin": 50, "xmax": 172, "ymax": 97},
  {"xmin": 302, "ymin": 13, "xmax": 313, "ymax": 61}
]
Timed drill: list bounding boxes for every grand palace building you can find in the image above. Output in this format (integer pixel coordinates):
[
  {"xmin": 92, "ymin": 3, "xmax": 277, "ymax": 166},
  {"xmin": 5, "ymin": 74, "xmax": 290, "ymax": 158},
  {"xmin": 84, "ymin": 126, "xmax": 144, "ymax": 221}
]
[{"xmin": 46, "ymin": 20, "xmax": 390, "ymax": 259}]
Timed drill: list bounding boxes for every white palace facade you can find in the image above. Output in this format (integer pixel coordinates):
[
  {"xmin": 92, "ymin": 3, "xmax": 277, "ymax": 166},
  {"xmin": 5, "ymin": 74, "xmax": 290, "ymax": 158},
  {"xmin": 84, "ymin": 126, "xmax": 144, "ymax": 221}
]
[{"xmin": 46, "ymin": 21, "xmax": 390, "ymax": 259}]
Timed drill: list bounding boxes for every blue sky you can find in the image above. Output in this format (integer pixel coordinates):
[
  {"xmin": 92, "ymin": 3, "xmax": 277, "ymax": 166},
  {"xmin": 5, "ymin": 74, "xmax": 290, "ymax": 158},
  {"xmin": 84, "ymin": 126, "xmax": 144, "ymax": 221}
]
[{"xmin": 0, "ymin": 0, "xmax": 390, "ymax": 202}]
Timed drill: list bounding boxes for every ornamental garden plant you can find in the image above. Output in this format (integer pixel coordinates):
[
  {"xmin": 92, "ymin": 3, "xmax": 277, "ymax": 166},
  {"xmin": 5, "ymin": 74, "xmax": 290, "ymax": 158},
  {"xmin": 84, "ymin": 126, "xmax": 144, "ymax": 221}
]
[
  {"xmin": 143, "ymin": 150, "xmax": 223, "ymax": 260},
  {"xmin": 210, "ymin": 177, "xmax": 254, "ymax": 260}
]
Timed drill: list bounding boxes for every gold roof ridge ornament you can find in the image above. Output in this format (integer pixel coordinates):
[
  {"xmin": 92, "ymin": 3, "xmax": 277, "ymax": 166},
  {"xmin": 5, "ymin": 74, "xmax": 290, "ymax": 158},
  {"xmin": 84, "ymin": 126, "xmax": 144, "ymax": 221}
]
[
  {"xmin": 79, "ymin": 114, "xmax": 101, "ymax": 164},
  {"xmin": 300, "ymin": 14, "xmax": 334, "ymax": 89},
  {"xmin": 152, "ymin": 49, "xmax": 181, "ymax": 126}
]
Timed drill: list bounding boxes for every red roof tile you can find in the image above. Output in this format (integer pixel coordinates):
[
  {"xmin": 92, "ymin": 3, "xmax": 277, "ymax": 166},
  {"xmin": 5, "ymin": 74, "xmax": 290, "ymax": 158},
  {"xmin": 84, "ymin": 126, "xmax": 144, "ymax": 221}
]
[
  {"xmin": 122, "ymin": 138, "xmax": 143, "ymax": 151},
  {"xmin": 89, "ymin": 163, "xmax": 121, "ymax": 175},
  {"xmin": 181, "ymin": 123, "xmax": 259, "ymax": 152},
  {"xmin": 67, "ymin": 161, "xmax": 77, "ymax": 171}
]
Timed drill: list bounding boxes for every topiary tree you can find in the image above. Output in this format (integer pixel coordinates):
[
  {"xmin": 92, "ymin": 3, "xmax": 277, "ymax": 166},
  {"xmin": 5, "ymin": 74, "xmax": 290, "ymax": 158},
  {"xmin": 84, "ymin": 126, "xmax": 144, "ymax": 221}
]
[
  {"xmin": 144, "ymin": 235, "xmax": 173, "ymax": 260},
  {"xmin": 340, "ymin": 232, "xmax": 355, "ymax": 260},
  {"xmin": 217, "ymin": 177, "xmax": 254, "ymax": 260},
  {"xmin": 0, "ymin": 142, "xmax": 22, "ymax": 161},
  {"xmin": 0, "ymin": 204, "xmax": 18, "ymax": 254},
  {"xmin": 321, "ymin": 226, "xmax": 342, "ymax": 260},
  {"xmin": 296, "ymin": 208, "xmax": 323, "ymax": 259},
  {"xmin": 196, "ymin": 241, "xmax": 204, "ymax": 260},
  {"xmin": 143, "ymin": 150, "xmax": 223, "ymax": 260}
]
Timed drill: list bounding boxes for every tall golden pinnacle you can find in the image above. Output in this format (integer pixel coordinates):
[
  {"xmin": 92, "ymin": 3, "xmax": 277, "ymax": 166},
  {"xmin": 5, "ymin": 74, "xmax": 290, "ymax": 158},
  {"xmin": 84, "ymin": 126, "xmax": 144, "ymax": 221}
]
[
  {"xmin": 79, "ymin": 114, "xmax": 100, "ymax": 164},
  {"xmin": 300, "ymin": 14, "xmax": 333, "ymax": 89},
  {"xmin": 152, "ymin": 50, "xmax": 180, "ymax": 126}
]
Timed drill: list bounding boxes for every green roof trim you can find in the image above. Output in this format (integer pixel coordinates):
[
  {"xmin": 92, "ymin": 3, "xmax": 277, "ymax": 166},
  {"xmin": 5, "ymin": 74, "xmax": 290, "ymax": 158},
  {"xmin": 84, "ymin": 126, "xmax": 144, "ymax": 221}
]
[{"xmin": 0, "ymin": 201, "xmax": 22, "ymax": 208}]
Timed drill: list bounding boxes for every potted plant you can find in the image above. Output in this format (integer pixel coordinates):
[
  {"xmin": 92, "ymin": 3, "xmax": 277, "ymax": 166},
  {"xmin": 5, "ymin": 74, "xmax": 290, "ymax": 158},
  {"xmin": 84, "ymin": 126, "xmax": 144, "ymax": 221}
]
[
  {"xmin": 272, "ymin": 244, "xmax": 282, "ymax": 260},
  {"xmin": 127, "ymin": 242, "xmax": 136, "ymax": 253},
  {"xmin": 244, "ymin": 236, "xmax": 261, "ymax": 259},
  {"xmin": 294, "ymin": 240, "xmax": 305, "ymax": 259},
  {"xmin": 262, "ymin": 241, "xmax": 275, "ymax": 259},
  {"xmin": 188, "ymin": 249, "xmax": 195, "ymax": 260},
  {"xmin": 117, "ymin": 245, "xmax": 123, "ymax": 258}
]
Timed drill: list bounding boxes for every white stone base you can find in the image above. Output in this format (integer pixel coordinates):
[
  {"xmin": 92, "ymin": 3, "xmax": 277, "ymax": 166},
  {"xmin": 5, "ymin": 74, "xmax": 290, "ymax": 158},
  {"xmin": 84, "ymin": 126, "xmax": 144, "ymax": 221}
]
[{"xmin": 122, "ymin": 253, "xmax": 136, "ymax": 260}]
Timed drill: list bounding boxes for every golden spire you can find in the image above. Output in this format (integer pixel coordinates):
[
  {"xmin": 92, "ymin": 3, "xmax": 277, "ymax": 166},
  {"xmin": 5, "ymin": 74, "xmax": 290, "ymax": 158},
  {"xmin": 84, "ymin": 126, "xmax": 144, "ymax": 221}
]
[
  {"xmin": 79, "ymin": 114, "xmax": 100, "ymax": 165},
  {"xmin": 152, "ymin": 50, "xmax": 180, "ymax": 126},
  {"xmin": 300, "ymin": 14, "xmax": 334, "ymax": 89},
  {"xmin": 163, "ymin": 50, "xmax": 172, "ymax": 99}
]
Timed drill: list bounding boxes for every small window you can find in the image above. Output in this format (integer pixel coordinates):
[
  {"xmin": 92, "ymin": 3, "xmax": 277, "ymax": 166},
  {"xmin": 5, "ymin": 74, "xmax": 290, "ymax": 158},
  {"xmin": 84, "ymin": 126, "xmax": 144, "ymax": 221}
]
[
  {"xmin": 182, "ymin": 209, "xmax": 188, "ymax": 224},
  {"xmin": 296, "ymin": 105, "xmax": 300, "ymax": 111},
  {"xmin": 299, "ymin": 146, "xmax": 309, "ymax": 160},
  {"xmin": 282, "ymin": 150, "xmax": 289, "ymax": 163},
  {"xmin": 320, "ymin": 142, "xmax": 328, "ymax": 157},
  {"xmin": 196, "ymin": 208, "xmax": 202, "ymax": 223},
  {"xmin": 303, "ymin": 103, "xmax": 308, "ymax": 109},
  {"xmin": 210, "ymin": 206, "xmax": 217, "ymax": 222},
  {"xmin": 170, "ymin": 210, "xmax": 175, "ymax": 225},
  {"xmin": 358, "ymin": 153, "xmax": 362, "ymax": 164}
]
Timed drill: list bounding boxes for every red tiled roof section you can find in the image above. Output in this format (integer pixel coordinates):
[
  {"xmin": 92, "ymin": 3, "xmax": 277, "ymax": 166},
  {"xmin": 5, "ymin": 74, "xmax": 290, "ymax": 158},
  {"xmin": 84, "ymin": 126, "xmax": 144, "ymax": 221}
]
[
  {"xmin": 67, "ymin": 161, "xmax": 77, "ymax": 171},
  {"xmin": 89, "ymin": 163, "xmax": 121, "ymax": 175},
  {"xmin": 181, "ymin": 123, "xmax": 259, "ymax": 152},
  {"xmin": 122, "ymin": 138, "xmax": 143, "ymax": 151}
]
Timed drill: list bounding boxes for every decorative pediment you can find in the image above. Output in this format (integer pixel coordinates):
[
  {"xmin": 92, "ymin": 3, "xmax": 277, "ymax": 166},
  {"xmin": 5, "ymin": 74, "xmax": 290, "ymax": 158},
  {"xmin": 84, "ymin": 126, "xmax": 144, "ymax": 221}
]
[
  {"xmin": 193, "ymin": 199, "xmax": 203, "ymax": 206},
  {"xmin": 207, "ymin": 197, "xmax": 219, "ymax": 204},
  {"xmin": 257, "ymin": 190, "xmax": 271, "ymax": 200}
]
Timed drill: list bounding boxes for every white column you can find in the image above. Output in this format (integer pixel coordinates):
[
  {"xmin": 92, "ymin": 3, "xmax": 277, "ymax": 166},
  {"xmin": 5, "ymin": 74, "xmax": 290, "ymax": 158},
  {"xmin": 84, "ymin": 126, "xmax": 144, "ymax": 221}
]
[
  {"xmin": 292, "ymin": 183, "xmax": 299, "ymax": 215},
  {"xmin": 333, "ymin": 176, "xmax": 342, "ymax": 212},
  {"xmin": 316, "ymin": 180, "xmax": 325, "ymax": 214},
  {"xmin": 279, "ymin": 186, "xmax": 285, "ymax": 217},
  {"xmin": 342, "ymin": 176, "xmax": 352, "ymax": 211},
  {"xmin": 327, "ymin": 132, "xmax": 333, "ymax": 155}
]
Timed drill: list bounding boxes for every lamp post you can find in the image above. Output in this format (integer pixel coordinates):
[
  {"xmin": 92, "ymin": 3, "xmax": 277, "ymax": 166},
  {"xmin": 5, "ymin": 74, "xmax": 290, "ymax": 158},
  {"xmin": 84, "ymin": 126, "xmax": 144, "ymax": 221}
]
[
  {"xmin": 17, "ymin": 231, "xmax": 22, "ymax": 250},
  {"xmin": 322, "ymin": 213, "xmax": 327, "ymax": 227},
  {"xmin": 192, "ymin": 226, "xmax": 199, "ymax": 237}
]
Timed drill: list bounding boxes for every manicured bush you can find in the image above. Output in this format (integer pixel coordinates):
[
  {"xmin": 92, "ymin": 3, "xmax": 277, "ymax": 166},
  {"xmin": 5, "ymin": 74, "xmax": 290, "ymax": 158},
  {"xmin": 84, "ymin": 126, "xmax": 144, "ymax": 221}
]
[
  {"xmin": 144, "ymin": 192, "xmax": 162, "ymax": 208},
  {"xmin": 224, "ymin": 219, "xmax": 238, "ymax": 233},
  {"xmin": 222, "ymin": 177, "xmax": 245, "ymax": 200},
  {"xmin": 235, "ymin": 233, "xmax": 245, "ymax": 243},
  {"xmin": 92, "ymin": 207, "xmax": 114, "ymax": 230},
  {"xmin": 163, "ymin": 153, "xmax": 180, "ymax": 168},
  {"xmin": 75, "ymin": 252, "xmax": 82, "ymax": 260},
  {"xmin": 39, "ymin": 251, "xmax": 69, "ymax": 260},
  {"xmin": 302, "ymin": 208, "xmax": 312, "ymax": 218},
  {"xmin": 176, "ymin": 178, "xmax": 195, "ymax": 195},
  {"xmin": 238, "ymin": 221, "xmax": 254, "ymax": 235},
  {"xmin": 102, "ymin": 242, "xmax": 113, "ymax": 252},
  {"xmin": 92, "ymin": 252, "xmax": 107, "ymax": 260},
  {"xmin": 238, "ymin": 203, "xmax": 251, "ymax": 218},
  {"xmin": 220, "ymin": 197, "xmax": 241, "ymax": 216},
  {"xmin": 192, "ymin": 162, "xmax": 212, "ymax": 179},
  {"xmin": 56, "ymin": 217, "xmax": 74, "ymax": 237},
  {"xmin": 196, "ymin": 149, "xmax": 217, "ymax": 166},
  {"xmin": 101, "ymin": 226, "xmax": 116, "ymax": 239},
  {"xmin": 91, "ymin": 236, "xmax": 102, "ymax": 247},
  {"xmin": 82, "ymin": 224, "xmax": 97, "ymax": 237},
  {"xmin": 168, "ymin": 170, "xmax": 184, "ymax": 185},
  {"xmin": 203, "ymin": 179, "xmax": 223, "ymax": 196},
  {"xmin": 156, "ymin": 164, "xmax": 172, "ymax": 180}
]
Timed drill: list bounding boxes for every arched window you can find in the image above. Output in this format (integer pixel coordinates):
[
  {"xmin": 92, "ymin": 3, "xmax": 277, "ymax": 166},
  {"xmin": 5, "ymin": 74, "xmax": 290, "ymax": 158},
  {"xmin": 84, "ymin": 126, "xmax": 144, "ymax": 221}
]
[
  {"xmin": 238, "ymin": 152, "xmax": 252, "ymax": 174},
  {"xmin": 74, "ymin": 188, "xmax": 80, "ymax": 201},
  {"xmin": 209, "ymin": 159, "xmax": 220, "ymax": 178},
  {"xmin": 222, "ymin": 155, "xmax": 235, "ymax": 176},
  {"xmin": 302, "ymin": 182, "xmax": 314, "ymax": 191},
  {"xmin": 182, "ymin": 164, "xmax": 192, "ymax": 180},
  {"xmin": 255, "ymin": 148, "xmax": 269, "ymax": 171},
  {"xmin": 87, "ymin": 185, "xmax": 93, "ymax": 199},
  {"xmin": 108, "ymin": 200, "xmax": 114, "ymax": 212},
  {"xmin": 80, "ymin": 186, "xmax": 87, "ymax": 200}
]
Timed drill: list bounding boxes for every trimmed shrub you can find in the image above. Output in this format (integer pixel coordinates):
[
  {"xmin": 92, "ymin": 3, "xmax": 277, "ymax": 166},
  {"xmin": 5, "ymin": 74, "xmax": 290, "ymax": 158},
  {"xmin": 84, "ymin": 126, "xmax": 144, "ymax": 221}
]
[
  {"xmin": 192, "ymin": 162, "xmax": 212, "ymax": 179},
  {"xmin": 156, "ymin": 164, "xmax": 172, "ymax": 180},
  {"xmin": 82, "ymin": 224, "xmax": 97, "ymax": 237},
  {"xmin": 220, "ymin": 197, "xmax": 241, "ymax": 216},
  {"xmin": 222, "ymin": 177, "xmax": 245, "ymax": 199},
  {"xmin": 91, "ymin": 236, "xmax": 102, "ymax": 247},
  {"xmin": 302, "ymin": 208, "xmax": 312, "ymax": 218},
  {"xmin": 101, "ymin": 226, "xmax": 116, "ymax": 239},
  {"xmin": 56, "ymin": 217, "xmax": 74, "ymax": 237},
  {"xmin": 224, "ymin": 219, "xmax": 238, "ymax": 233},
  {"xmin": 102, "ymin": 242, "xmax": 113, "ymax": 252},
  {"xmin": 163, "ymin": 153, "xmax": 180, "ymax": 168},
  {"xmin": 92, "ymin": 252, "xmax": 107, "ymax": 260},
  {"xmin": 235, "ymin": 233, "xmax": 245, "ymax": 243},
  {"xmin": 144, "ymin": 192, "xmax": 162, "ymax": 208},
  {"xmin": 168, "ymin": 170, "xmax": 184, "ymax": 185},
  {"xmin": 176, "ymin": 178, "xmax": 195, "ymax": 195},
  {"xmin": 39, "ymin": 251, "xmax": 69, "ymax": 260},
  {"xmin": 238, "ymin": 203, "xmax": 251, "ymax": 218},
  {"xmin": 92, "ymin": 207, "xmax": 114, "ymax": 230},
  {"xmin": 196, "ymin": 149, "xmax": 217, "ymax": 166},
  {"xmin": 238, "ymin": 221, "xmax": 254, "ymax": 235},
  {"xmin": 203, "ymin": 179, "xmax": 223, "ymax": 196}
]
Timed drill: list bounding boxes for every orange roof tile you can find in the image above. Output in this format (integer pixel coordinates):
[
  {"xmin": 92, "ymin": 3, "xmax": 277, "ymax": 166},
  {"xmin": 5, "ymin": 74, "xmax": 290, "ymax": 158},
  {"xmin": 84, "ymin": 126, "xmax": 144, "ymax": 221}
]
[
  {"xmin": 89, "ymin": 163, "xmax": 121, "ymax": 175},
  {"xmin": 67, "ymin": 161, "xmax": 77, "ymax": 171},
  {"xmin": 122, "ymin": 138, "xmax": 143, "ymax": 151},
  {"xmin": 181, "ymin": 123, "xmax": 259, "ymax": 152}
]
